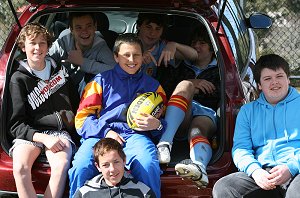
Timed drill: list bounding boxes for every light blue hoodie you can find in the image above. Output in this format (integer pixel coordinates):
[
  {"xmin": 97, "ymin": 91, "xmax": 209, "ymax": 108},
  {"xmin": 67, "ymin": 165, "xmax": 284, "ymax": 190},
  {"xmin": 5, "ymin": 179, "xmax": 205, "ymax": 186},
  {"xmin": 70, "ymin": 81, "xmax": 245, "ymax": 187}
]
[{"xmin": 232, "ymin": 86, "xmax": 300, "ymax": 177}]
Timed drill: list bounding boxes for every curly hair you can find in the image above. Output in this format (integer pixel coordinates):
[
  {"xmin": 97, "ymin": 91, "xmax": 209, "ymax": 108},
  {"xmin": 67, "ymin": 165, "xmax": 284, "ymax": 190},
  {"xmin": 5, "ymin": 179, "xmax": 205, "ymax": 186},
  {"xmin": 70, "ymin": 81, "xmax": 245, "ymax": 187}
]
[{"xmin": 16, "ymin": 22, "xmax": 53, "ymax": 50}]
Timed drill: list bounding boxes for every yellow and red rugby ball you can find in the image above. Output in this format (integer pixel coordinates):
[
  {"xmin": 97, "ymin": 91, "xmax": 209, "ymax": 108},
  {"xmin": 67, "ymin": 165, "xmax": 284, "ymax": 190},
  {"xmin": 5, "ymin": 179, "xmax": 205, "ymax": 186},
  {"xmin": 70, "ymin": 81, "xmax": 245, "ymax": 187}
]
[{"xmin": 127, "ymin": 92, "xmax": 164, "ymax": 129}]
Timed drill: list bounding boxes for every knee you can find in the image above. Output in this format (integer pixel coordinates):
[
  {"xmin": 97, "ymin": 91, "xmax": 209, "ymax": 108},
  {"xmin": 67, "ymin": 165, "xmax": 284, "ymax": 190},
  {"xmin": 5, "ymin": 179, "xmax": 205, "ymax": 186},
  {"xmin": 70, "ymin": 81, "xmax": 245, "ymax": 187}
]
[
  {"xmin": 174, "ymin": 80, "xmax": 195, "ymax": 99},
  {"xmin": 178, "ymin": 80, "xmax": 195, "ymax": 92},
  {"xmin": 51, "ymin": 158, "xmax": 70, "ymax": 176},
  {"xmin": 212, "ymin": 178, "xmax": 226, "ymax": 197},
  {"xmin": 13, "ymin": 162, "xmax": 31, "ymax": 177}
]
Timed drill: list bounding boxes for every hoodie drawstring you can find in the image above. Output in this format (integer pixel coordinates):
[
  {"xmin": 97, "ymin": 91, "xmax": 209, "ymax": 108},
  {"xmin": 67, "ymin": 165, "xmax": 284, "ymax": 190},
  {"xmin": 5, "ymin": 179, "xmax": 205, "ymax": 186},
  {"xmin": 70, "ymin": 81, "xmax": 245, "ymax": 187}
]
[{"xmin": 283, "ymin": 101, "xmax": 289, "ymax": 142}]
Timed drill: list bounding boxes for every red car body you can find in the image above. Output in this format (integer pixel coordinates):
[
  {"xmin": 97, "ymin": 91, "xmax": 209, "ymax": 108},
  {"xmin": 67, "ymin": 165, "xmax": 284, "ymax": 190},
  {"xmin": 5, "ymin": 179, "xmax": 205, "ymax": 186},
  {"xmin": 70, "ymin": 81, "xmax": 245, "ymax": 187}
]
[{"xmin": 0, "ymin": 0, "xmax": 271, "ymax": 197}]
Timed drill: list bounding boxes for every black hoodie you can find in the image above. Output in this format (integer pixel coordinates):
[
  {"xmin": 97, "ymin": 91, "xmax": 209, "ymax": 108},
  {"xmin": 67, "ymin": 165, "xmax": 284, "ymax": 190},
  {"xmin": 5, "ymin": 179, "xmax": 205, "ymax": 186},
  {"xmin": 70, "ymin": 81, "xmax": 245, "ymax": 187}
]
[
  {"xmin": 8, "ymin": 57, "xmax": 80, "ymax": 142},
  {"xmin": 74, "ymin": 172, "xmax": 156, "ymax": 198}
]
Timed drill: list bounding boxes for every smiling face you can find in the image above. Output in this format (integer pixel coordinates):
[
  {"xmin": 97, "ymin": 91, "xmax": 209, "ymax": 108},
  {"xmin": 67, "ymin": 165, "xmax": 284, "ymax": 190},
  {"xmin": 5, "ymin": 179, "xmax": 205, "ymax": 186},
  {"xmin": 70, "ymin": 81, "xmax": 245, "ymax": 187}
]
[
  {"xmin": 114, "ymin": 43, "xmax": 143, "ymax": 74},
  {"xmin": 22, "ymin": 33, "xmax": 48, "ymax": 70},
  {"xmin": 70, "ymin": 15, "xmax": 96, "ymax": 50},
  {"xmin": 258, "ymin": 67, "xmax": 290, "ymax": 105},
  {"xmin": 137, "ymin": 22, "xmax": 163, "ymax": 50},
  {"xmin": 96, "ymin": 150, "xmax": 125, "ymax": 186}
]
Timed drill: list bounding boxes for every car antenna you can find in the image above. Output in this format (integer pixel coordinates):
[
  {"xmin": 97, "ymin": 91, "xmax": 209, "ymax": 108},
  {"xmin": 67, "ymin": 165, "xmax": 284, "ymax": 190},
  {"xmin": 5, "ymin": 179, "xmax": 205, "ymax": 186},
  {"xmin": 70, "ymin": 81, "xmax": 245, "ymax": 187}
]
[{"xmin": 7, "ymin": 0, "xmax": 22, "ymax": 29}]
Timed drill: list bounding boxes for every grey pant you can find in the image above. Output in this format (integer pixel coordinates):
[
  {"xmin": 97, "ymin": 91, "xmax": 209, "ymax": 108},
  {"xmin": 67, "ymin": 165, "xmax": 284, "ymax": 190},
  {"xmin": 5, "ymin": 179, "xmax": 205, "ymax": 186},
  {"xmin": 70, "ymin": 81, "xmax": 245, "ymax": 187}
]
[{"xmin": 212, "ymin": 172, "xmax": 300, "ymax": 198}]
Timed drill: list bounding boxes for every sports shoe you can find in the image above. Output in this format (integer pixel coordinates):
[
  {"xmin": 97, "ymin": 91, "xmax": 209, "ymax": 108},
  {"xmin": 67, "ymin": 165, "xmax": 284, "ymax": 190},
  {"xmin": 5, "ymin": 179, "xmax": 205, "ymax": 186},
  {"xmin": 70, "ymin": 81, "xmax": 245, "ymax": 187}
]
[
  {"xmin": 157, "ymin": 142, "xmax": 172, "ymax": 164},
  {"xmin": 175, "ymin": 159, "xmax": 208, "ymax": 188}
]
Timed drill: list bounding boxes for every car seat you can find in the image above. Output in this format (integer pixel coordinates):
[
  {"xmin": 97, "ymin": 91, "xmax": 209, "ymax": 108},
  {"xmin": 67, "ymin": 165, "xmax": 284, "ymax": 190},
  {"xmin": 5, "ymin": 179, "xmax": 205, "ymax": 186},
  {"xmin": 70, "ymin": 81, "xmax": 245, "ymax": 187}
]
[
  {"xmin": 165, "ymin": 15, "xmax": 198, "ymax": 45},
  {"xmin": 94, "ymin": 12, "xmax": 119, "ymax": 50}
]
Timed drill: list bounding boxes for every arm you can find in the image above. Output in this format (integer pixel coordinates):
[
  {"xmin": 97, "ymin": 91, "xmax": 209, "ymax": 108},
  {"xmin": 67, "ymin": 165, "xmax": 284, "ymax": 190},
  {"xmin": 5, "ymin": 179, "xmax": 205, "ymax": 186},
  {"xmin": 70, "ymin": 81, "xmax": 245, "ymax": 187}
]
[
  {"xmin": 48, "ymin": 38, "xmax": 68, "ymax": 65},
  {"xmin": 8, "ymin": 80, "xmax": 38, "ymax": 141},
  {"xmin": 158, "ymin": 41, "xmax": 198, "ymax": 66},
  {"xmin": 68, "ymin": 37, "xmax": 116, "ymax": 75},
  {"xmin": 75, "ymin": 79, "xmax": 111, "ymax": 139},
  {"xmin": 232, "ymin": 105, "xmax": 262, "ymax": 176},
  {"xmin": 49, "ymin": 34, "xmax": 116, "ymax": 75}
]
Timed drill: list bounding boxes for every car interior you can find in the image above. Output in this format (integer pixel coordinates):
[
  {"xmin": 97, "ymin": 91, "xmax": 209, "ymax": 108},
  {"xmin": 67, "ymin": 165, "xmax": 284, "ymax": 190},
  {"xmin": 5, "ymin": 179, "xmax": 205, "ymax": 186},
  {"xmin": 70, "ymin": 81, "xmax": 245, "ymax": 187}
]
[{"xmin": 3, "ymin": 10, "xmax": 222, "ymax": 168}]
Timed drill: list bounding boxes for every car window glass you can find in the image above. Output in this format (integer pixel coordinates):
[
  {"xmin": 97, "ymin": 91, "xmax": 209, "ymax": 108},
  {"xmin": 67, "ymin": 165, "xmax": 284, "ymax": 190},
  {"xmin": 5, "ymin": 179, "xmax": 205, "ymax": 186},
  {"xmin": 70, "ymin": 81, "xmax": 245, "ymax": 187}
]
[{"xmin": 221, "ymin": 0, "xmax": 251, "ymax": 77}]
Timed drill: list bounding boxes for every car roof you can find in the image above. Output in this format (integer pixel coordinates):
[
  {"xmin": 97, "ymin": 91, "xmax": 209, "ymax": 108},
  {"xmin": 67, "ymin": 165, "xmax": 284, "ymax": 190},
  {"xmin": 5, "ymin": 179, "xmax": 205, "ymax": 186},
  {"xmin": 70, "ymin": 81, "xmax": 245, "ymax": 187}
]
[{"xmin": 26, "ymin": 0, "xmax": 217, "ymax": 8}]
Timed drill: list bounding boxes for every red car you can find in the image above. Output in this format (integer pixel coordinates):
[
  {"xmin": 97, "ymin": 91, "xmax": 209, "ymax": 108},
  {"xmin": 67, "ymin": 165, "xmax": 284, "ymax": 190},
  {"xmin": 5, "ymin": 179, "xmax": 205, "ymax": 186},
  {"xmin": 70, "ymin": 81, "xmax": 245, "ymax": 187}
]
[{"xmin": 0, "ymin": 0, "xmax": 271, "ymax": 197}]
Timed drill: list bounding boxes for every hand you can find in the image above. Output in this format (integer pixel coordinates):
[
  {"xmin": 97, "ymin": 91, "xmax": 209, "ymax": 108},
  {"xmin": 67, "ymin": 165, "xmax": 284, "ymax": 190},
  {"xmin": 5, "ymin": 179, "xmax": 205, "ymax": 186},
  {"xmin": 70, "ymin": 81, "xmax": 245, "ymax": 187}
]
[
  {"xmin": 43, "ymin": 135, "xmax": 67, "ymax": 153},
  {"xmin": 190, "ymin": 79, "xmax": 215, "ymax": 94},
  {"xmin": 105, "ymin": 130, "xmax": 126, "ymax": 146},
  {"xmin": 133, "ymin": 113, "xmax": 160, "ymax": 131},
  {"xmin": 268, "ymin": 165, "xmax": 292, "ymax": 185},
  {"xmin": 143, "ymin": 50, "xmax": 157, "ymax": 66},
  {"xmin": 68, "ymin": 42, "xmax": 84, "ymax": 66},
  {"xmin": 251, "ymin": 168, "xmax": 276, "ymax": 190},
  {"xmin": 157, "ymin": 42, "xmax": 176, "ymax": 66},
  {"xmin": 68, "ymin": 50, "xmax": 84, "ymax": 66}
]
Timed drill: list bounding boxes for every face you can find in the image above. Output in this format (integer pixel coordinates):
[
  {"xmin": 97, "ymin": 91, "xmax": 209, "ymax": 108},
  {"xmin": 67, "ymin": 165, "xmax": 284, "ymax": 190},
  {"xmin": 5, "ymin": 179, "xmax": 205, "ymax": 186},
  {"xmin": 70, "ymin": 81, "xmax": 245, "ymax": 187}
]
[
  {"xmin": 114, "ymin": 43, "xmax": 143, "ymax": 74},
  {"xmin": 96, "ymin": 150, "xmax": 125, "ymax": 186},
  {"xmin": 191, "ymin": 40, "xmax": 213, "ymax": 63},
  {"xmin": 22, "ymin": 33, "xmax": 48, "ymax": 70},
  {"xmin": 71, "ymin": 15, "xmax": 96, "ymax": 50},
  {"xmin": 258, "ymin": 68, "xmax": 290, "ymax": 105},
  {"xmin": 138, "ymin": 22, "xmax": 163, "ymax": 50}
]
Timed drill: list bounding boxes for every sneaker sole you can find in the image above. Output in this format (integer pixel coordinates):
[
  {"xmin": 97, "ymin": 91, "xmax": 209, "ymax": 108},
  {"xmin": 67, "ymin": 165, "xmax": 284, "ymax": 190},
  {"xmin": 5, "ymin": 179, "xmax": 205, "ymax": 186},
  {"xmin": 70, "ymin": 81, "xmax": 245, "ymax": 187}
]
[
  {"xmin": 175, "ymin": 163, "xmax": 208, "ymax": 188},
  {"xmin": 175, "ymin": 163, "xmax": 200, "ymax": 180}
]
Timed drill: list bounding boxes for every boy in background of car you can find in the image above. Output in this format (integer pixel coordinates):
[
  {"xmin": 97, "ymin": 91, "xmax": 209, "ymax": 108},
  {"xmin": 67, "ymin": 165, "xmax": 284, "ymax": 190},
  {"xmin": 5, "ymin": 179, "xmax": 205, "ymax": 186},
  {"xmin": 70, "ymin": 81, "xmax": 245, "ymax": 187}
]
[
  {"xmin": 74, "ymin": 138, "xmax": 156, "ymax": 198},
  {"xmin": 7, "ymin": 22, "xmax": 79, "ymax": 198},
  {"xmin": 48, "ymin": 12, "xmax": 116, "ymax": 94},
  {"xmin": 157, "ymin": 26, "xmax": 219, "ymax": 188},
  {"xmin": 213, "ymin": 54, "xmax": 300, "ymax": 197},
  {"xmin": 135, "ymin": 12, "xmax": 198, "ymax": 165},
  {"xmin": 69, "ymin": 33, "xmax": 167, "ymax": 198}
]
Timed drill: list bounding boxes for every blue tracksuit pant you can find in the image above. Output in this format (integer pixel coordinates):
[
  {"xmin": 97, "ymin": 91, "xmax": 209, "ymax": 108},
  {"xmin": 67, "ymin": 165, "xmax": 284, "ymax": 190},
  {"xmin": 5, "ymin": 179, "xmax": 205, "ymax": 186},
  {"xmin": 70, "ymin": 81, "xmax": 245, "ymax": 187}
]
[{"xmin": 68, "ymin": 134, "xmax": 161, "ymax": 198}]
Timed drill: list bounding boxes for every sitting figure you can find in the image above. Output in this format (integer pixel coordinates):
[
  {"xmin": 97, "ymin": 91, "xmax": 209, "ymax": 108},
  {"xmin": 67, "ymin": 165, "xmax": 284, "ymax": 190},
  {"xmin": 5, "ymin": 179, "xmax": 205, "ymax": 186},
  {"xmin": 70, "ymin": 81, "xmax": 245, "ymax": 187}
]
[
  {"xmin": 69, "ymin": 33, "xmax": 167, "ymax": 198},
  {"xmin": 213, "ymin": 54, "xmax": 300, "ymax": 198},
  {"xmin": 48, "ymin": 12, "xmax": 116, "ymax": 94},
  {"xmin": 8, "ymin": 22, "xmax": 79, "ymax": 198},
  {"xmin": 156, "ymin": 26, "xmax": 220, "ymax": 189},
  {"xmin": 74, "ymin": 138, "xmax": 156, "ymax": 198},
  {"xmin": 136, "ymin": 13, "xmax": 199, "ymax": 77}
]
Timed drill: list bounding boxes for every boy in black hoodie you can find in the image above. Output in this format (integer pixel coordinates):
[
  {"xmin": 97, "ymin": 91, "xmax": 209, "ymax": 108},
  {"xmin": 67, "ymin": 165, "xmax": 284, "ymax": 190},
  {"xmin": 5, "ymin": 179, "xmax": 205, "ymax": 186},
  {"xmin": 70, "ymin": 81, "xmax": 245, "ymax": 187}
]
[
  {"xmin": 7, "ymin": 22, "xmax": 79, "ymax": 197},
  {"xmin": 74, "ymin": 138, "xmax": 156, "ymax": 198}
]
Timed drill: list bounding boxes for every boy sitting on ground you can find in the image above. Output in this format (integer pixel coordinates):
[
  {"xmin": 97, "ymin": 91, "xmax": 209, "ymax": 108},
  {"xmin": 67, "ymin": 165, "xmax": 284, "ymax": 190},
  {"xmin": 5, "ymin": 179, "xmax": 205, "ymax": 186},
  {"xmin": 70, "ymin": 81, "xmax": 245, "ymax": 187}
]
[{"xmin": 74, "ymin": 138, "xmax": 156, "ymax": 198}]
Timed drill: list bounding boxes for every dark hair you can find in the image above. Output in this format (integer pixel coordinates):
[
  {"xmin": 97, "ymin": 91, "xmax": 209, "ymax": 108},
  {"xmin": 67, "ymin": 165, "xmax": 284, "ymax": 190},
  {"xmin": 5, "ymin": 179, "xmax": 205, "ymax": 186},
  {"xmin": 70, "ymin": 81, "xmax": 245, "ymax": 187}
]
[
  {"xmin": 17, "ymin": 22, "xmax": 53, "ymax": 50},
  {"xmin": 113, "ymin": 33, "xmax": 144, "ymax": 55},
  {"xmin": 69, "ymin": 12, "xmax": 96, "ymax": 29},
  {"xmin": 136, "ymin": 13, "xmax": 169, "ymax": 36},
  {"xmin": 253, "ymin": 54, "xmax": 290, "ymax": 84},
  {"xmin": 93, "ymin": 138, "xmax": 126, "ymax": 165},
  {"xmin": 190, "ymin": 26, "xmax": 213, "ymax": 51}
]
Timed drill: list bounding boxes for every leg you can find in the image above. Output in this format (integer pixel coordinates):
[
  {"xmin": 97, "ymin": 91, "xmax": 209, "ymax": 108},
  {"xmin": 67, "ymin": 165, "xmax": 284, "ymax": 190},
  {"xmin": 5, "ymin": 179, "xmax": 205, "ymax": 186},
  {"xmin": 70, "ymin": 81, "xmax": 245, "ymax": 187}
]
[
  {"xmin": 124, "ymin": 134, "xmax": 161, "ymax": 198},
  {"xmin": 286, "ymin": 174, "xmax": 300, "ymax": 198},
  {"xmin": 188, "ymin": 115, "xmax": 216, "ymax": 166},
  {"xmin": 44, "ymin": 138, "xmax": 72, "ymax": 198},
  {"xmin": 213, "ymin": 172, "xmax": 281, "ymax": 198},
  {"xmin": 68, "ymin": 138, "xmax": 100, "ymax": 198},
  {"xmin": 158, "ymin": 80, "xmax": 193, "ymax": 163},
  {"xmin": 12, "ymin": 144, "xmax": 41, "ymax": 198},
  {"xmin": 175, "ymin": 101, "xmax": 217, "ymax": 187},
  {"xmin": 175, "ymin": 115, "xmax": 216, "ymax": 188}
]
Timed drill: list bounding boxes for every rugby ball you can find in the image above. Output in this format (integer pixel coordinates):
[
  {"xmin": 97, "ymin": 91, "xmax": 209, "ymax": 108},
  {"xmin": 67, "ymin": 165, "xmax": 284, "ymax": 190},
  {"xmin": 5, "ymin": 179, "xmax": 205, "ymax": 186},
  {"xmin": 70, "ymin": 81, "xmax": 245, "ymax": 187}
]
[{"xmin": 127, "ymin": 92, "xmax": 164, "ymax": 129}]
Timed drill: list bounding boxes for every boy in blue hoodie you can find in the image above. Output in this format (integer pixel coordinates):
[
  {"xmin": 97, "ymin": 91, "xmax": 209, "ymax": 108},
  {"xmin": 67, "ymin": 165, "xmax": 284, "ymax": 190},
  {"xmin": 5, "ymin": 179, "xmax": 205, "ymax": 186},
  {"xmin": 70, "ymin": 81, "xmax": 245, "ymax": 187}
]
[{"xmin": 213, "ymin": 54, "xmax": 300, "ymax": 197}]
